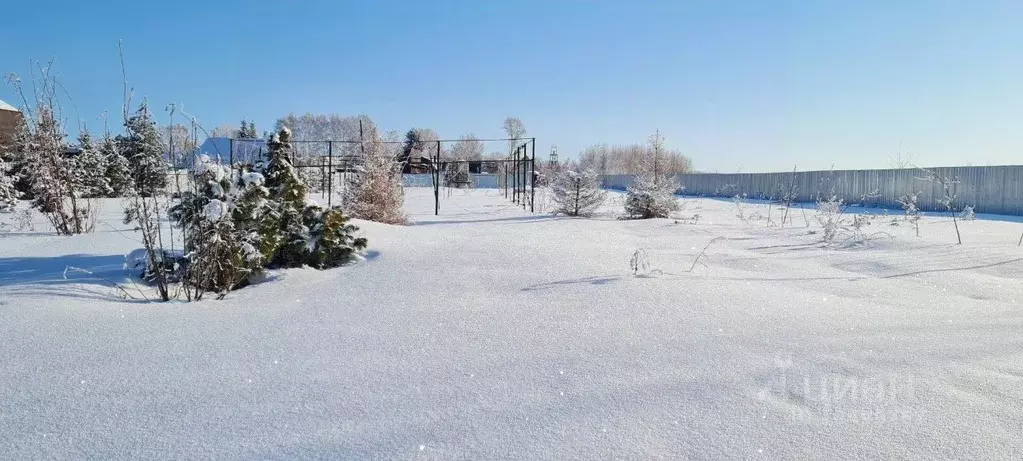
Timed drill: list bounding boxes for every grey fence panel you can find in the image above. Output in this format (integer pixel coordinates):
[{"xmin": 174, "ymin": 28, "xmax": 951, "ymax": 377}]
[{"xmin": 603, "ymin": 165, "xmax": 1023, "ymax": 215}]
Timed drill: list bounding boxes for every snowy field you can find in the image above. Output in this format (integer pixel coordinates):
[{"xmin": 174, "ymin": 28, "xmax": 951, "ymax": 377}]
[{"xmin": 2, "ymin": 187, "xmax": 1023, "ymax": 459}]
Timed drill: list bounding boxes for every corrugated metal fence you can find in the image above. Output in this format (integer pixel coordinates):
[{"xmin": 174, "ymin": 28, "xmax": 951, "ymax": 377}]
[{"xmin": 602, "ymin": 165, "xmax": 1023, "ymax": 215}]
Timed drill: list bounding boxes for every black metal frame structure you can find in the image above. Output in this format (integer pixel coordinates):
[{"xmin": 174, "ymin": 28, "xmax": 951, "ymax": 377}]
[{"xmin": 225, "ymin": 137, "xmax": 538, "ymax": 215}]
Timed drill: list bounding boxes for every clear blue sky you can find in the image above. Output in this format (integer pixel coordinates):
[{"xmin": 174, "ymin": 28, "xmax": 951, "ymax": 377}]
[{"xmin": 2, "ymin": 0, "xmax": 1021, "ymax": 172}]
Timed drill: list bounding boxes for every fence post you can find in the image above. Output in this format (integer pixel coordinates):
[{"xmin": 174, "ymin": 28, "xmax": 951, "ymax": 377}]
[
  {"xmin": 320, "ymin": 154, "xmax": 326, "ymax": 198},
  {"xmin": 530, "ymin": 138, "xmax": 536, "ymax": 213},
  {"xmin": 521, "ymin": 144, "xmax": 527, "ymax": 209},
  {"xmin": 327, "ymin": 141, "xmax": 333, "ymax": 207},
  {"xmin": 513, "ymin": 147, "xmax": 519, "ymax": 204},
  {"xmin": 434, "ymin": 140, "xmax": 440, "ymax": 215}
]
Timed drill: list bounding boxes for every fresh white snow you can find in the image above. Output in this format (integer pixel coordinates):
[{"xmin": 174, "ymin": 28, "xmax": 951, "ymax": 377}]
[{"xmin": 1, "ymin": 188, "xmax": 1022, "ymax": 459}]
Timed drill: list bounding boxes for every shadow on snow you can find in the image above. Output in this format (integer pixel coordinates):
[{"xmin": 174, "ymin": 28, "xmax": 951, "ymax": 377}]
[{"xmin": 0, "ymin": 254, "xmax": 128, "ymax": 289}]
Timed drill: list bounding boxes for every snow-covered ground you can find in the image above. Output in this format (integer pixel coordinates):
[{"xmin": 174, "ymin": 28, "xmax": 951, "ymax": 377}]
[{"xmin": 2, "ymin": 188, "xmax": 1023, "ymax": 459}]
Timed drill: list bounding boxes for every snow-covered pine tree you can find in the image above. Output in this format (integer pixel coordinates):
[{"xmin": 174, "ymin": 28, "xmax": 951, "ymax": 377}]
[
  {"xmin": 100, "ymin": 132, "xmax": 132, "ymax": 197},
  {"xmin": 304, "ymin": 202, "xmax": 367, "ymax": 268},
  {"xmin": 551, "ymin": 169, "xmax": 606, "ymax": 217},
  {"xmin": 262, "ymin": 127, "xmax": 367, "ymax": 268},
  {"xmin": 624, "ymin": 130, "xmax": 681, "ymax": 219},
  {"xmin": 261, "ymin": 127, "xmax": 309, "ymax": 266},
  {"xmin": 342, "ymin": 133, "xmax": 407, "ymax": 224},
  {"xmin": 231, "ymin": 169, "xmax": 272, "ymax": 263},
  {"xmin": 73, "ymin": 130, "xmax": 112, "ymax": 198},
  {"xmin": 0, "ymin": 154, "xmax": 18, "ymax": 212},
  {"xmin": 170, "ymin": 155, "xmax": 260, "ymax": 297},
  {"xmin": 119, "ymin": 102, "xmax": 168, "ymax": 197}
]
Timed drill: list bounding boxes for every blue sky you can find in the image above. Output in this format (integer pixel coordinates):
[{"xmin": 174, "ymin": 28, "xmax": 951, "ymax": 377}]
[{"xmin": 2, "ymin": 0, "xmax": 1021, "ymax": 172}]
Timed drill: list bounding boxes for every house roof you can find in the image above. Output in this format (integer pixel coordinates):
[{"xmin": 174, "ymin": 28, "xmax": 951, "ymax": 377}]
[
  {"xmin": 0, "ymin": 99, "xmax": 19, "ymax": 113},
  {"xmin": 194, "ymin": 137, "xmax": 267, "ymax": 164}
]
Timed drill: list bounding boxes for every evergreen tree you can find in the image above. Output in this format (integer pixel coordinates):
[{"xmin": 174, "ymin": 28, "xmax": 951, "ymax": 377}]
[
  {"xmin": 23, "ymin": 106, "xmax": 68, "ymax": 214},
  {"xmin": 262, "ymin": 127, "xmax": 366, "ymax": 268},
  {"xmin": 398, "ymin": 128, "xmax": 422, "ymax": 167},
  {"xmin": 73, "ymin": 130, "xmax": 112, "ymax": 198},
  {"xmin": 0, "ymin": 154, "xmax": 18, "ymax": 212},
  {"xmin": 551, "ymin": 169, "xmax": 606, "ymax": 217},
  {"xmin": 1, "ymin": 118, "xmax": 32, "ymax": 198},
  {"xmin": 235, "ymin": 120, "xmax": 258, "ymax": 139},
  {"xmin": 170, "ymin": 155, "xmax": 260, "ymax": 295},
  {"xmin": 101, "ymin": 132, "xmax": 132, "ymax": 197},
  {"xmin": 624, "ymin": 130, "xmax": 681, "ymax": 219},
  {"xmin": 118, "ymin": 102, "xmax": 168, "ymax": 196},
  {"xmin": 232, "ymin": 168, "xmax": 272, "ymax": 266}
]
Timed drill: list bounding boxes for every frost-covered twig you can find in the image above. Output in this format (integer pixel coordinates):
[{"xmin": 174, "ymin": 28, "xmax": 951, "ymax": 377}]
[{"xmin": 687, "ymin": 237, "xmax": 723, "ymax": 272}]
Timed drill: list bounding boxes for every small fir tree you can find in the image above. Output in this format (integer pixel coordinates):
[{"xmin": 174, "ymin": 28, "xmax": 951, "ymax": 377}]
[
  {"xmin": 100, "ymin": 132, "xmax": 132, "ymax": 197},
  {"xmin": 170, "ymin": 155, "xmax": 261, "ymax": 295},
  {"xmin": 0, "ymin": 154, "xmax": 18, "ymax": 212},
  {"xmin": 551, "ymin": 169, "xmax": 606, "ymax": 217},
  {"xmin": 118, "ymin": 102, "xmax": 168, "ymax": 197},
  {"xmin": 73, "ymin": 130, "xmax": 113, "ymax": 198},
  {"xmin": 262, "ymin": 127, "xmax": 367, "ymax": 267},
  {"xmin": 624, "ymin": 130, "xmax": 681, "ymax": 219}
]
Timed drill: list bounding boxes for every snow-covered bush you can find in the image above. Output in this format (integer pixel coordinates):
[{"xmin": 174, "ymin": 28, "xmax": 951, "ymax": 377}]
[
  {"xmin": 550, "ymin": 169, "xmax": 606, "ymax": 217},
  {"xmin": 625, "ymin": 175, "xmax": 681, "ymax": 219},
  {"xmin": 849, "ymin": 214, "xmax": 872, "ymax": 243},
  {"xmin": 733, "ymin": 193, "xmax": 748, "ymax": 222},
  {"xmin": 623, "ymin": 130, "xmax": 681, "ymax": 219},
  {"xmin": 959, "ymin": 205, "xmax": 976, "ymax": 221},
  {"xmin": 342, "ymin": 133, "xmax": 407, "ymax": 224},
  {"xmin": 815, "ymin": 195, "xmax": 893, "ymax": 245},
  {"xmin": 815, "ymin": 194, "xmax": 845, "ymax": 243},
  {"xmin": 170, "ymin": 155, "xmax": 261, "ymax": 297},
  {"xmin": 164, "ymin": 129, "xmax": 368, "ymax": 298}
]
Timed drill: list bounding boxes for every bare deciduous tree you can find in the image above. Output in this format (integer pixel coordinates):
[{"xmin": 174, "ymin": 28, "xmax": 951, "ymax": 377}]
[
  {"xmin": 6, "ymin": 63, "xmax": 96, "ymax": 235},
  {"xmin": 578, "ymin": 141, "xmax": 694, "ymax": 176},
  {"xmin": 917, "ymin": 167, "xmax": 962, "ymax": 244},
  {"xmin": 502, "ymin": 117, "xmax": 526, "ymax": 157}
]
